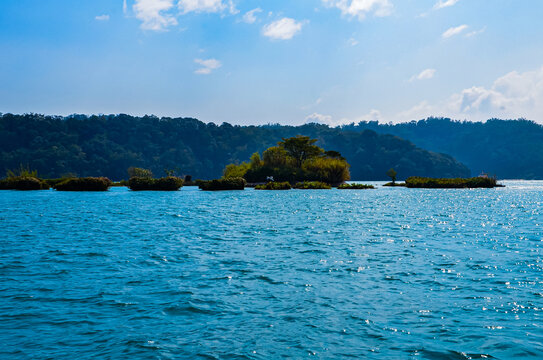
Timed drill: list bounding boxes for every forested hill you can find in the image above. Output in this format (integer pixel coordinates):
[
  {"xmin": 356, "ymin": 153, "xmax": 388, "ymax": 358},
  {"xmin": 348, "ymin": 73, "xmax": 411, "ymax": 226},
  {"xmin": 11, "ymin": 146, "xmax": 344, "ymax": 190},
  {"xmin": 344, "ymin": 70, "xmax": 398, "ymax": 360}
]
[
  {"xmin": 0, "ymin": 113, "xmax": 469, "ymax": 180},
  {"xmin": 342, "ymin": 118, "xmax": 543, "ymax": 179}
]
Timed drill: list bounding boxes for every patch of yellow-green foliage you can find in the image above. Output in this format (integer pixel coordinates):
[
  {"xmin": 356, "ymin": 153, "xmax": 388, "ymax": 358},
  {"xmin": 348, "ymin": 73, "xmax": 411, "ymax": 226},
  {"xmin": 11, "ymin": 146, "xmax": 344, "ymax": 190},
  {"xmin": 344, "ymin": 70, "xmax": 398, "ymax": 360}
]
[
  {"xmin": 405, "ymin": 176, "xmax": 498, "ymax": 188},
  {"xmin": 338, "ymin": 183, "xmax": 375, "ymax": 189},
  {"xmin": 294, "ymin": 181, "xmax": 332, "ymax": 189},
  {"xmin": 254, "ymin": 182, "xmax": 291, "ymax": 190},
  {"xmin": 0, "ymin": 165, "xmax": 49, "ymax": 190}
]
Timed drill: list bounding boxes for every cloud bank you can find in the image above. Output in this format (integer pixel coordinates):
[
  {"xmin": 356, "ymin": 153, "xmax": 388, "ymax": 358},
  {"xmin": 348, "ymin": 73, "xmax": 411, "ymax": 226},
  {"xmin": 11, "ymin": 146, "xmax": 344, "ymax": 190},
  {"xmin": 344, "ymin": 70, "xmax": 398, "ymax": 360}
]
[
  {"xmin": 397, "ymin": 66, "xmax": 543, "ymax": 121},
  {"xmin": 133, "ymin": 0, "xmax": 237, "ymax": 31}
]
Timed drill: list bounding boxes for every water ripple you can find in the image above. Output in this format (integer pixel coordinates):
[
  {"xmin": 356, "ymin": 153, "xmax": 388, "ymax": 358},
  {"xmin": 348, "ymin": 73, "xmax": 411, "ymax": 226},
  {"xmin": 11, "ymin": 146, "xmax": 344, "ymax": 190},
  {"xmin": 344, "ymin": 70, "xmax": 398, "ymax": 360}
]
[{"xmin": 0, "ymin": 181, "xmax": 542, "ymax": 358}]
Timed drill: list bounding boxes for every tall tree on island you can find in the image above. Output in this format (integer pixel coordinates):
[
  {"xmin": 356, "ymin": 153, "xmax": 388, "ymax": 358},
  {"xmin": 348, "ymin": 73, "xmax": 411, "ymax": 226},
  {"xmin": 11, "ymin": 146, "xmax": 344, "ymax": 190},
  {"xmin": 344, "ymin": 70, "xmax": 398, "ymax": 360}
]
[
  {"xmin": 278, "ymin": 136, "xmax": 323, "ymax": 168},
  {"xmin": 387, "ymin": 168, "xmax": 397, "ymax": 185}
]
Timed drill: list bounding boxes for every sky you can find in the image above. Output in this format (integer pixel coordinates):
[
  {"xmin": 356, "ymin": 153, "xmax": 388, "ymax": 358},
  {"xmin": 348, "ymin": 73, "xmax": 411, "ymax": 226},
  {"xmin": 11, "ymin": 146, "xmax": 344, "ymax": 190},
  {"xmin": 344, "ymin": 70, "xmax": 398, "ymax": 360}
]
[{"xmin": 1, "ymin": 0, "xmax": 543, "ymax": 125}]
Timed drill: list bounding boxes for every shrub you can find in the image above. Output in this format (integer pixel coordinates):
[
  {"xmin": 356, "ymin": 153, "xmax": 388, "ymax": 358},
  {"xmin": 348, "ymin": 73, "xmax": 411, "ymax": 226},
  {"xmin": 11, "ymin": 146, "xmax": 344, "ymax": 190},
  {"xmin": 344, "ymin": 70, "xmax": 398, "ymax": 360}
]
[
  {"xmin": 128, "ymin": 176, "xmax": 184, "ymax": 191},
  {"xmin": 405, "ymin": 176, "xmax": 499, "ymax": 188},
  {"xmin": 6, "ymin": 165, "xmax": 38, "ymax": 179},
  {"xmin": 127, "ymin": 167, "xmax": 153, "ymax": 178},
  {"xmin": 198, "ymin": 177, "xmax": 246, "ymax": 191},
  {"xmin": 223, "ymin": 162, "xmax": 250, "ymax": 179},
  {"xmin": 0, "ymin": 165, "xmax": 49, "ymax": 190},
  {"xmin": 0, "ymin": 176, "xmax": 50, "ymax": 190},
  {"xmin": 53, "ymin": 177, "xmax": 112, "ymax": 191},
  {"xmin": 303, "ymin": 157, "xmax": 350, "ymax": 185},
  {"xmin": 254, "ymin": 181, "xmax": 291, "ymax": 190},
  {"xmin": 294, "ymin": 181, "xmax": 331, "ymax": 189},
  {"xmin": 338, "ymin": 183, "xmax": 374, "ymax": 189},
  {"xmin": 383, "ymin": 182, "xmax": 406, "ymax": 187}
]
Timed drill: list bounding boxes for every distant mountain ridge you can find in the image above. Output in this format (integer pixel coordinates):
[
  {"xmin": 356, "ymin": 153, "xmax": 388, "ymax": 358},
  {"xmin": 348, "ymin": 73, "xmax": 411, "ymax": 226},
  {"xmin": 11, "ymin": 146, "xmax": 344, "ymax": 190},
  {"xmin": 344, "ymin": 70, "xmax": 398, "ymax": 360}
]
[
  {"xmin": 0, "ymin": 113, "xmax": 469, "ymax": 180},
  {"xmin": 341, "ymin": 117, "xmax": 543, "ymax": 179}
]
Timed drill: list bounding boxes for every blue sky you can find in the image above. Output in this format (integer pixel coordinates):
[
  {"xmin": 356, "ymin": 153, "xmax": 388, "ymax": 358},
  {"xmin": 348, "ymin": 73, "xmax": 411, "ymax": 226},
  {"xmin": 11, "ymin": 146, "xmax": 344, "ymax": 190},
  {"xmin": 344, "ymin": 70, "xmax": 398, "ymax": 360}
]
[{"xmin": 1, "ymin": 0, "xmax": 543, "ymax": 125}]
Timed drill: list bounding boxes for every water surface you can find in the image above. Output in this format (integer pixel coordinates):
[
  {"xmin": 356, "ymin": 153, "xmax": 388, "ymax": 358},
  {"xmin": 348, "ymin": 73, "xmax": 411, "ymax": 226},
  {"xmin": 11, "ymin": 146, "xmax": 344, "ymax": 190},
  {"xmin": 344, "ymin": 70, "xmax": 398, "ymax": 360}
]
[{"xmin": 1, "ymin": 181, "xmax": 542, "ymax": 359}]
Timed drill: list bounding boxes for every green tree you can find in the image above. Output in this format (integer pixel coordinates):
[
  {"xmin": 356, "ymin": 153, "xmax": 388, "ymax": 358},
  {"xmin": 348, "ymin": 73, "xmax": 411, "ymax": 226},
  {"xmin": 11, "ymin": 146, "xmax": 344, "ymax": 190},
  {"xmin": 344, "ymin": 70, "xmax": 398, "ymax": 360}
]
[
  {"xmin": 263, "ymin": 146, "xmax": 289, "ymax": 168},
  {"xmin": 324, "ymin": 150, "xmax": 345, "ymax": 160},
  {"xmin": 223, "ymin": 162, "xmax": 250, "ymax": 178},
  {"xmin": 249, "ymin": 152, "xmax": 262, "ymax": 168},
  {"xmin": 303, "ymin": 157, "xmax": 350, "ymax": 185},
  {"xmin": 278, "ymin": 135, "xmax": 323, "ymax": 168},
  {"xmin": 128, "ymin": 167, "xmax": 153, "ymax": 178},
  {"xmin": 387, "ymin": 168, "xmax": 397, "ymax": 184}
]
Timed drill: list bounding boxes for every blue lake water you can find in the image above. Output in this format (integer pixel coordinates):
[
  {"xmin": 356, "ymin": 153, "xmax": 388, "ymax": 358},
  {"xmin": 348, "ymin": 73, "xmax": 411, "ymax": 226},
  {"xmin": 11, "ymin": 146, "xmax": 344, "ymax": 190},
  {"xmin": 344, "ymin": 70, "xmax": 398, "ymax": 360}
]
[{"xmin": 1, "ymin": 181, "xmax": 542, "ymax": 359}]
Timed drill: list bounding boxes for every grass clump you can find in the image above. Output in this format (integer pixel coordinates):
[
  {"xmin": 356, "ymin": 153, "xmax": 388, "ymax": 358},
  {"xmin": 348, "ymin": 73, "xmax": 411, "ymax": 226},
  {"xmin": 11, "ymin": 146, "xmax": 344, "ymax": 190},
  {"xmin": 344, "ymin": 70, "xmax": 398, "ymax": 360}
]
[
  {"xmin": 0, "ymin": 166, "xmax": 49, "ymax": 190},
  {"xmin": 405, "ymin": 176, "xmax": 499, "ymax": 189},
  {"xmin": 293, "ymin": 181, "xmax": 331, "ymax": 189},
  {"xmin": 53, "ymin": 177, "xmax": 112, "ymax": 191},
  {"xmin": 128, "ymin": 176, "xmax": 184, "ymax": 191},
  {"xmin": 198, "ymin": 177, "xmax": 246, "ymax": 191},
  {"xmin": 254, "ymin": 181, "xmax": 292, "ymax": 190},
  {"xmin": 0, "ymin": 176, "xmax": 50, "ymax": 190},
  {"xmin": 337, "ymin": 183, "xmax": 375, "ymax": 189}
]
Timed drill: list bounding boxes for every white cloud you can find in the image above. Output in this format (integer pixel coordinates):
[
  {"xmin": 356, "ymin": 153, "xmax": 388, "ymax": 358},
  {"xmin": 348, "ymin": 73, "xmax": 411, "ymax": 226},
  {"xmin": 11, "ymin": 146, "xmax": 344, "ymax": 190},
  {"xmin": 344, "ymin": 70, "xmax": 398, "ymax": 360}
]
[
  {"xmin": 305, "ymin": 113, "xmax": 334, "ymax": 125},
  {"xmin": 194, "ymin": 58, "xmax": 222, "ymax": 74},
  {"xmin": 178, "ymin": 0, "xmax": 237, "ymax": 14},
  {"xmin": 360, "ymin": 109, "xmax": 383, "ymax": 121},
  {"xmin": 442, "ymin": 24, "xmax": 468, "ymax": 38},
  {"xmin": 301, "ymin": 97, "xmax": 323, "ymax": 110},
  {"xmin": 133, "ymin": 0, "xmax": 177, "ymax": 31},
  {"xmin": 305, "ymin": 109, "xmax": 383, "ymax": 126},
  {"xmin": 433, "ymin": 0, "xmax": 460, "ymax": 10},
  {"xmin": 243, "ymin": 8, "xmax": 262, "ymax": 24},
  {"xmin": 262, "ymin": 18, "xmax": 304, "ymax": 40},
  {"xmin": 395, "ymin": 66, "xmax": 543, "ymax": 122},
  {"xmin": 123, "ymin": 0, "xmax": 128, "ymax": 14},
  {"xmin": 323, "ymin": 0, "xmax": 393, "ymax": 20},
  {"xmin": 466, "ymin": 27, "xmax": 486, "ymax": 38},
  {"xmin": 348, "ymin": 37, "xmax": 359, "ymax": 46},
  {"xmin": 95, "ymin": 14, "xmax": 110, "ymax": 21},
  {"xmin": 133, "ymin": 0, "xmax": 237, "ymax": 31},
  {"xmin": 410, "ymin": 68, "xmax": 436, "ymax": 81}
]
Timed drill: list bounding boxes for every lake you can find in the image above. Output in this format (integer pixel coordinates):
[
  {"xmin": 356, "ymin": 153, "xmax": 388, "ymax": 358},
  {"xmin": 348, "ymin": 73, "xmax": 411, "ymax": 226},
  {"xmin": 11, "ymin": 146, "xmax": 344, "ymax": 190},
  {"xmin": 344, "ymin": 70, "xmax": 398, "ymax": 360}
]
[{"xmin": 1, "ymin": 181, "xmax": 542, "ymax": 359}]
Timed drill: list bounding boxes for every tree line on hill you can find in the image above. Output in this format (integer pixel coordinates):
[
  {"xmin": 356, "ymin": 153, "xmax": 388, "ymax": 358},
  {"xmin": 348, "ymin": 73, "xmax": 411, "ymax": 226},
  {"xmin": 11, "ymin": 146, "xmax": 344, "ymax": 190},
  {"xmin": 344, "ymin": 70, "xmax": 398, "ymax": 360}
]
[
  {"xmin": 341, "ymin": 117, "xmax": 543, "ymax": 179},
  {"xmin": 0, "ymin": 113, "xmax": 471, "ymax": 180}
]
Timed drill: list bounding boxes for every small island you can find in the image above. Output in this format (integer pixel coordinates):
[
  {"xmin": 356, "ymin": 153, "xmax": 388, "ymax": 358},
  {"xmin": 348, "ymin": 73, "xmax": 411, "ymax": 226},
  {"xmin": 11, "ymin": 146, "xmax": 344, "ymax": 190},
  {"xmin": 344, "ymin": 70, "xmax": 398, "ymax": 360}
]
[
  {"xmin": 405, "ymin": 176, "xmax": 501, "ymax": 188},
  {"xmin": 221, "ymin": 135, "xmax": 350, "ymax": 189},
  {"xmin": 126, "ymin": 167, "xmax": 184, "ymax": 191},
  {"xmin": 0, "ymin": 166, "xmax": 49, "ymax": 190},
  {"xmin": 198, "ymin": 177, "xmax": 246, "ymax": 191},
  {"xmin": 53, "ymin": 177, "xmax": 112, "ymax": 191},
  {"xmin": 254, "ymin": 181, "xmax": 291, "ymax": 190},
  {"xmin": 338, "ymin": 183, "xmax": 375, "ymax": 189}
]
